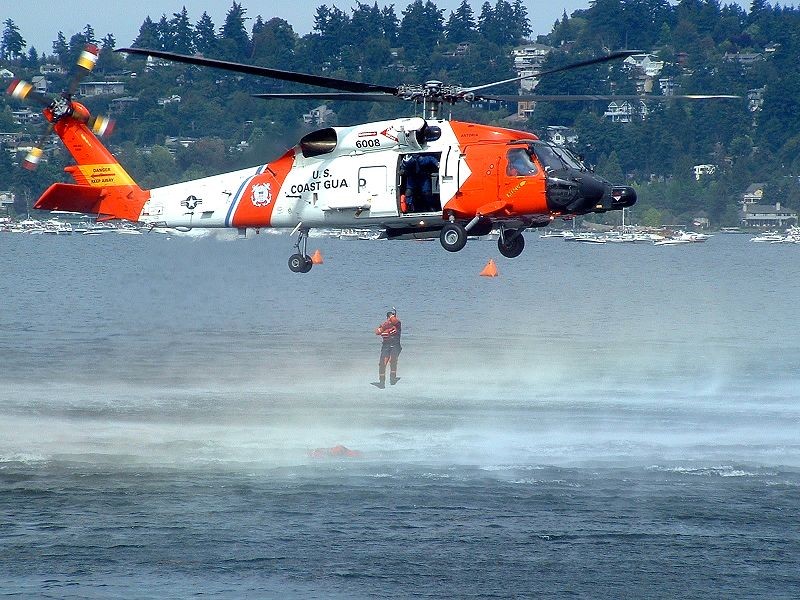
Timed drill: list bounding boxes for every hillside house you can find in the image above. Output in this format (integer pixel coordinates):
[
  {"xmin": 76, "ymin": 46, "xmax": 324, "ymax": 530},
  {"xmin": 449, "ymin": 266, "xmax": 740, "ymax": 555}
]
[
  {"xmin": 304, "ymin": 105, "xmax": 335, "ymax": 125},
  {"xmin": 31, "ymin": 75, "xmax": 47, "ymax": 94},
  {"xmin": 545, "ymin": 126, "xmax": 578, "ymax": 146},
  {"xmin": 511, "ymin": 44, "xmax": 553, "ymax": 118},
  {"xmin": 604, "ymin": 101, "xmax": 635, "ymax": 122},
  {"xmin": 623, "ymin": 54, "xmax": 665, "ymax": 78},
  {"xmin": 40, "ymin": 64, "xmax": 65, "ymax": 76},
  {"xmin": 78, "ymin": 81, "xmax": 125, "ymax": 97},
  {"xmin": 741, "ymin": 202, "xmax": 797, "ymax": 228},
  {"xmin": 693, "ymin": 164, "xmax": 716, "ymax": 180},
  {"xmin": 742, "ymin": 183, "xmax": 765, "ymax": 206},
  {"xmin": 740, "ymin": 183, "xmax": 796, "ymax": 227}
]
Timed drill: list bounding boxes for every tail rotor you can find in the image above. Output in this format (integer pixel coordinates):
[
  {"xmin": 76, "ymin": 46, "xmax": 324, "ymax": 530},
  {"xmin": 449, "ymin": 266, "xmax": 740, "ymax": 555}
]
[{"xmin": 5, "ymin": 43, "xmax": 115, "ymax": 170}]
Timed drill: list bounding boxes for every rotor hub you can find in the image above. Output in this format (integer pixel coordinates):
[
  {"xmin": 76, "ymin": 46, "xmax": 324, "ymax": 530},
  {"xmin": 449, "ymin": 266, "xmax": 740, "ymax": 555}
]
[{"xmin": 50, "ymin": 94, "xmax": 74, "ymax": 121}]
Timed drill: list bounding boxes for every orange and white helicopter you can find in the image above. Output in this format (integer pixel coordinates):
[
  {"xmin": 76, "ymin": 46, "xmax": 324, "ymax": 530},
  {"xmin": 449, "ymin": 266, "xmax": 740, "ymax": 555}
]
[{"xmin": 8, "ymin": 44, "xmax": 728, "ymax": 272}]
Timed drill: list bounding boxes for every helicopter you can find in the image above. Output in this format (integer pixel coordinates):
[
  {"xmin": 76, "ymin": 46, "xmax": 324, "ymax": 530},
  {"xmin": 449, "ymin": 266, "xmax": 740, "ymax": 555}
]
[{"xmin": 9, "ymin": 44, "xmax": 705, "ymax": 272}]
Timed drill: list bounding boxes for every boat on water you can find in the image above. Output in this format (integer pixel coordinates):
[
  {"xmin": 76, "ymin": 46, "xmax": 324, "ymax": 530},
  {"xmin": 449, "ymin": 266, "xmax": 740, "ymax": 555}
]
[
  {"xmin": 653, "ymin": 230, "xmax": 711, "ymax": 245},
  {"xmin": 750, "ymin": 233, "xmax": 783, "ymax": 243},
  {"xmin": 653, "ymin": 237, "xmax": 693, "ymax": 245},
  {"xmin": 749, "ymin": 230, "xmax": 798, "ymax": 243}
]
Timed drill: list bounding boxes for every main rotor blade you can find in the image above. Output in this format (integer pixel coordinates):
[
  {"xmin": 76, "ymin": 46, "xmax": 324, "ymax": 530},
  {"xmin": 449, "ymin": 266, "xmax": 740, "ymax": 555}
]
[
  {"xmin": 252, "ymin": 92, "xmax": 399, "ymax": 102},
  {"xmin": 22, "ymin": 122, "xmax": 55, "ymax": 170},
  {"xmin": 116, "ymin": 47, "xmax": 400, "ymax": 95},
  {"xmin": 67, "ymin": 44, "xmax": 100, "ymax": 96},
  {"xmin": 483, "ymin": 93, "xmax": 742, "ymax": 101},
  {"xmin": 6, "ymin": 79, "xmax": 51, "ymax": 107},
  {"xmin": 462, "ymin": 50, "xmax": 642, "ymax": 95}
]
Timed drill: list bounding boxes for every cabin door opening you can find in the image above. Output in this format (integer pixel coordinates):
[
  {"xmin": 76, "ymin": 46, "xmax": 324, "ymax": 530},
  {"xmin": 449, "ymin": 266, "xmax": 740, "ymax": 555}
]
[{"xmin": 398, "ymin": 152, "xmax": 442, "ymax": 214}]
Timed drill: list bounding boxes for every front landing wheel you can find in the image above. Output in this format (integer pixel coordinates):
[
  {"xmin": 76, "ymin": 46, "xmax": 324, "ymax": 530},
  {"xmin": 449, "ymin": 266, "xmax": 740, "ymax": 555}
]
[
  {"xmin": 498, "ymin": 231, "xmax": 525, "ymax": 258},
  {"xmin": 289, "ymin": 253, "xmax": 313, "ymax": 273},
  {"xmin": 440, "ymin": 223, "xmax": 467, "ymax": 252}
]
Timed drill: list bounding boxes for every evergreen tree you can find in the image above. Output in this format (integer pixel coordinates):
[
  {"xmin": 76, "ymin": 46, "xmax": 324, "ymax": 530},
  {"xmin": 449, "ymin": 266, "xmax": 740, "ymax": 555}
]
[
  {"xmin": 477, "ymin": 2, "xmax": 494, "ymax": 42},
  {"xmin": 69, "ymin": 31, "xmax": 90, "ymax": 57},
  {"xmin": 156, "ymin": 15, "xmax": 172, "ymax": 50},
  {"xmin": 351, "ymin": 2, "xmax": 383, "ymax": 42},
  {"xmin": 511, "ymin": 0, "xmax": 531, "ymax": 41},
  {"xmin": 252, "ymin": 18, "xmax": 296, "ymax": 69},
  {"xmin": 22, "ymin": 47, "xmax": 40, "ymax": 69},
  {"xmin": 308, "ymin": 5, "xmax": 351, "ymax": 69},
  {"xmin": 132, "ymin": 17, "xmax": 161, "ymax": 50},
  {"xmin": 399, "ymin": 0, "xmax": 444, "ymax": 62},
  {"xmin": 252, "ymin": 16, "xmax": 265, "ymax": 39},
  {"xmin": 98, "ymin": 34, "xmax": 123, "ymax": 72},
  {"xmin": 219, "ymin": 2, "xmax": 250, "ymax": 60},
  {"xmin": 82, "ymin": 24, "xmax": 96, "ymax": 45},
  {"xmin": 195, "ymin": 12, "xmax": 218, "ymax": 55},
  {"xmin": 380, "ymin": 6, "xmax": 399, "ymax": 46},
  {"xmin": 1, "ymin": 19, "xmax": 26, "ymax": 60},
  {"xmin": 445, "ymin": 0, "xmax": 477, "ymax": 43},
  {"xmin": 170, "ymin": 7, "xmax": 195, "ymax": 54},
  {"xmin": 479, "ymin": 0, "xmax": 522, "ymax": 47},
  {"xmin": 52, "ymin": 33, "xmax": 69, "ymax": 65}
]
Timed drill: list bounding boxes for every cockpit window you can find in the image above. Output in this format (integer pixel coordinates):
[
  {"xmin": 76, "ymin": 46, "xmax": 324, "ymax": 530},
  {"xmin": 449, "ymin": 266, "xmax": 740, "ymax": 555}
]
[
  {"xmin": 506, "ymin": 148, "xmax": 538, "ymax": 176},
  {"xmin": 530, "ymin": 143, "xmax": 564, "ymax": 171},
  {"xmin": 551, "ymin": 145, "xmax": 585, "ymax": 170},
  {"xmin": 531, "ymin": 142, "xmax": 585, "ymax": 172}
]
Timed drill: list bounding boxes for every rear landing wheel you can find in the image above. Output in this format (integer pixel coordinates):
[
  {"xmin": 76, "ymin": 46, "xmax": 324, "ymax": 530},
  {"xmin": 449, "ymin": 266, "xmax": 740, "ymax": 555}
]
[
  {"xmin": 289, "ymin": 253, "xmax": 313, "ymax": 273},
  {"xmin": 498, "ymin": 230, "xmax": 525, "ymax": 258}
]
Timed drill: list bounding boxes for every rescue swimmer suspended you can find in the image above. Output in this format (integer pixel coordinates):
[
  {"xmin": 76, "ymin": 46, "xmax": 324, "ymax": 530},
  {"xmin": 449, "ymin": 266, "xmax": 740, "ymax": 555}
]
[{"xmin": 6, "ymin": 44, "xmax": 735, "ymax": 272}]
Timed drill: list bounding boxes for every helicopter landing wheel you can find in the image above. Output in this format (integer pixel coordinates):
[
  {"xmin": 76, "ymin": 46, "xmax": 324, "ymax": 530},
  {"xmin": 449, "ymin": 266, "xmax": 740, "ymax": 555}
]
[
  {"xmin": 289, "ymin": 253, "xmax": 313, "ymax": 273},
  {"xmin": 440, "ymin": 223, "xmax": 467, "ymax": 252},
  {"xmin": 498, "ymin": 230, "xmax": 525, "ymax": 258}
]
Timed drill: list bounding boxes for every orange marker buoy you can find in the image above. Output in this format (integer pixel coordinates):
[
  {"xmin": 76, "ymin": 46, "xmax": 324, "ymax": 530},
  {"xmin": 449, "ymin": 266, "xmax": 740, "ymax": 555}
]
[
  {"xmin": 480, "ymin": 259, "xmax": 498, "ymax": 277},
  {"xmin": 311, "ymin": 249, "xmax": 324, "ymax": 264}
]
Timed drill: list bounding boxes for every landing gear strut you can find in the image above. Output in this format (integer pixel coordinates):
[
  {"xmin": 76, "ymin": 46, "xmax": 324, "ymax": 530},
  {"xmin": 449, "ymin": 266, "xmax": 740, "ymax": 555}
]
[
  {"xmin": 497, "ymin": 226, "xmax": 526, "ymax": 258},
  {"xmin": 288, "ymin": 227, "xmax": 313, "ymax": 273}
]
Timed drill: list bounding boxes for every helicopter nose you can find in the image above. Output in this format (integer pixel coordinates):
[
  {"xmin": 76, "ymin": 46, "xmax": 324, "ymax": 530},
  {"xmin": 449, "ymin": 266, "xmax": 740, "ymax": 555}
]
[
  {"xmin": 611, "ymin": 186, "xmax": 637, "ymax": 209},
  {"xmin": 578, "ymin": 174, "xmax": 610, "ymax": 205}
]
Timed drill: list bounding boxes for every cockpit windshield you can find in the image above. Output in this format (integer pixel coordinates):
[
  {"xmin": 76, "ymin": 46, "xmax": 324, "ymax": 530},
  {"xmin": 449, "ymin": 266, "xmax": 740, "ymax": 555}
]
[
  {"xmin": 530, "ymin": 142, "xmax": 586, "ymax": 172},
  {"xmin": 551, "ymin": 145, "xmax": 586, "ymax": 170}
]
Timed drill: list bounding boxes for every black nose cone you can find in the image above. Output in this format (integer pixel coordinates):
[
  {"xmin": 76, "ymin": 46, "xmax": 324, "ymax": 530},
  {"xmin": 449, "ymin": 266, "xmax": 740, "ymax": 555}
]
[{"xmin": 611, "ymin": 186, "xmax": 637, "ymax": 209}]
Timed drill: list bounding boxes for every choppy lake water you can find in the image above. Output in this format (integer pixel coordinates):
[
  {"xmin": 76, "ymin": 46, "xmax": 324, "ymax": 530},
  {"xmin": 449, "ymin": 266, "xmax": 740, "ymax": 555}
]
[{"xmin": 1, "ymin": 231, "xmax": 799, "ymax": 598}]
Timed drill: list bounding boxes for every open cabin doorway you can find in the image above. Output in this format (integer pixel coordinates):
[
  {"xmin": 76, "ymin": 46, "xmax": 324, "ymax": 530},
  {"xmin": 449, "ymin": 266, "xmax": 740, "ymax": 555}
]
[{"xmin": 398, "ymin": 152, "xmax": 442, "ymax": 214}]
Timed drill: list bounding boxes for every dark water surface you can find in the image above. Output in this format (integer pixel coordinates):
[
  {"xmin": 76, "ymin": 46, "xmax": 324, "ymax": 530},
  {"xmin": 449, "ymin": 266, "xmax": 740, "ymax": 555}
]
[{"xmin": 1, "ymin": 231, "xmax": 799, "ymax": 598}]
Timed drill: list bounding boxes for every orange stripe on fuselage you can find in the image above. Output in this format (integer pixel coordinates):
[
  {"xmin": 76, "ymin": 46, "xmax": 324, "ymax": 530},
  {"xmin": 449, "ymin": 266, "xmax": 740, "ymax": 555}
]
[{"xmin": 230, "ymin": 150, "xmax": 295, "ymax": 228}]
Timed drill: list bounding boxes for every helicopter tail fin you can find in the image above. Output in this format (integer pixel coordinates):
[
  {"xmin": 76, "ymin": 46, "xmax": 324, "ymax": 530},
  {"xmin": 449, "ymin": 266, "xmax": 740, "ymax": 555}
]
[{"xmin": 33, "ymin": 113, "xmax": 149, "ymax": 221}]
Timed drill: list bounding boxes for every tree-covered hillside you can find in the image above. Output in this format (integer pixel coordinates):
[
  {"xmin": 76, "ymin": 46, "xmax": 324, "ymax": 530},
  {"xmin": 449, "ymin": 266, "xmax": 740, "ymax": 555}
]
[{"xmin": 2, "ymin": 0, "xmax": 799, "ymax": 226}]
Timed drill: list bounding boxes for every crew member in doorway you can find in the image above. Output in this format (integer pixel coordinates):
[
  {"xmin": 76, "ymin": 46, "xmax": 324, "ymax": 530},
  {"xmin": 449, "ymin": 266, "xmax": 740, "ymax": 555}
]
[
  {"xmin": 401, "ymin": 154, "xmax": 439, "ymax": 212},
  {"xmin": 374, "ymin": 308, "xmax": 402, "ymax": 388}
]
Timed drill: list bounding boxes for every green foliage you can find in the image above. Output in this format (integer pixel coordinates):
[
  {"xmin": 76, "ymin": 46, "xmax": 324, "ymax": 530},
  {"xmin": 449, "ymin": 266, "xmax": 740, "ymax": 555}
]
[
  {"xmin": 2, "ymin": 1, "xmax": 800, "ymax": 226},
  {"xmin": 1, "ymin": 19, "xmax": 26, "ymax": 60}
]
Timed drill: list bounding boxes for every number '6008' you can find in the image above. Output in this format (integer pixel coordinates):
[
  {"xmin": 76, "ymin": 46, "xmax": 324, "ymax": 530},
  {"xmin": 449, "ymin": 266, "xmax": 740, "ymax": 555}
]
[{"xmin": 355, "ymin": 139, "xmax": 381, "ymax": 149}]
